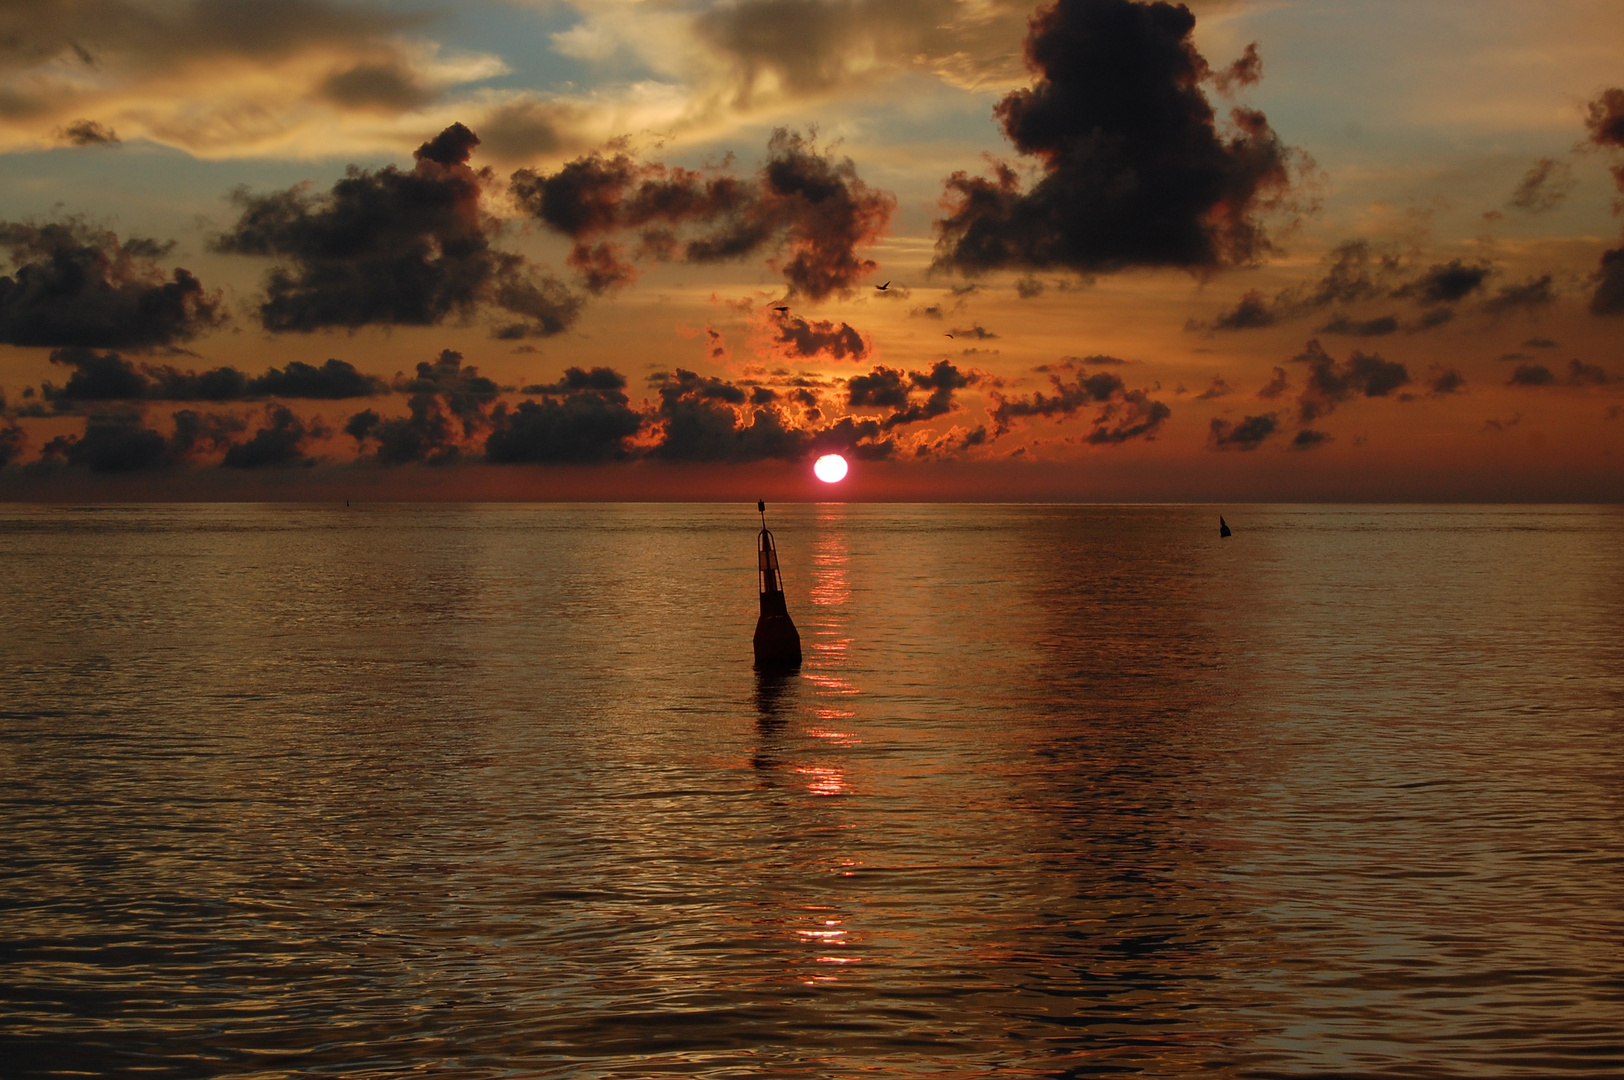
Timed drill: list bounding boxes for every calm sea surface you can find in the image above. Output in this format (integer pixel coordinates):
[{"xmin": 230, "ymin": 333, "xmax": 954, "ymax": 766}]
[{"xmin": 2, "ymin": 503, "xmax": 1622, "ymax": 1078}]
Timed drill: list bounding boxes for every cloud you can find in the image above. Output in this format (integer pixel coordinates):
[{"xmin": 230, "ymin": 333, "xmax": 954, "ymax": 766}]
[
  {"xmin": 40, "ymin": 409, "xmax": 172, "ymax": 472},
  {"xmin": 1591, "ymin": 248, "xmax": 1624, "ymax": 315},
  {"xmin": 1208, "ymin": 412, "xmax": 1277, "ymax": 450},
  {"xmin": 1257, "ymin": 366, "xmax": 1289, "ymax": 399},
  {"xmin": 1289, "ymin": 427, "xmax": 1330, "ymax": 450},
  {"xmin": 1315, "ymin": 314, "xmax": 1398, "ymax": 337},
  {"xmin": 1522, "ymin": 337, "xmax": 1558, "ymax": 348},
  {"xmin": 990, "ymin": 366, "xmax": 1169, "ymax": 443},
  {"xmin": 345, "ymin": 349, "xmax": 500, "ymax": 463},
  {"xmin": 1506, "ymin": 362, "xmax": 1555, "ymax": 386},
  {"xmin": 648, "ymin": 368, "xmax": 811, "ymax": 462},
  {"xmin": 1194, "ymin": 376, "xmax": 1232, "ymax": 400},
  {"xmin": 1508, "ymin": 158, "xmax": 1575, "ymax": 213},
  {"xmin": 1394, "ymin": 259, "xmax": 1491, "ymax": 304},
  {"xmin": 770, "ymin": 314, "xmax": 869, "ymax": 361},
  {"xmin": 0, "ymin": 0, "xmax": 507, "ymax": 159},
  {"xmin": 0, "ymin": 423, "xmax": 25, "ymax": 466},
  {"xmin": 1211, "ymin": 289, "xmax": 1275, "ymax": 329},
  {"xmin": 57, "ymin": 119, "xmax": 120, "ymax": 146},
  {"xmin": 0, "ymin": 220, "xmax": 224, "ymax": 349},
  {"xmin": 249, "ymin": 359, "xmax": 388, "ymax": 399},
  {"xmin": 932, "ymin": 0, "xmax": 1297, "ymax": 276},
  {"xmin": 1212, "ymin": 42, "xmax": 1261, "ymax": 96},
  {"xmin": 1481, "ymin": 274, "xmax": 1556, "ymax": 315},
  {"xmin": 846, "ymin": 366, "xmax": 910, "ymax": 410},
  {"xmin": 871, "ymin": 359, "xmax": 978, "ymax": 429},
  {"xmin": 1202, "ymin": 241, "xmax": 1404, "ymax": 332},
  {"xmin": 512, "ymin": 129, "xmax": 894, "ymax": 302},
  {"xmin": 1290, "ymin": 338, "xmax": 1410, "ymax": 422},
  {"xmin": 40, "ymin": 348, "xmax": 388, "ymax": 405},
  {"xmin": 1585, "ymin": 88, "xmax": 1624, "ymax": 151},
  {"xmin": 1566, "ymin": 358, "xmax": 1613, "ymax": 386},
  {"xmin": 214, "ymin": 124, "xmax": 582, "ymax": 338},
  {"xmin": 1428, "ymin": 366, "xmax": 1466, "ymax": 395},
  {"xmin": 222, "ymin": 404, "xmax": 326, "ymax": 468},
  {"xmin": 946, "ymin": 324, "xmax": 998, "ymax": 340},
  {"xmin": 486, "ymin": 367, "xmax": 644, "ymax": 463}
]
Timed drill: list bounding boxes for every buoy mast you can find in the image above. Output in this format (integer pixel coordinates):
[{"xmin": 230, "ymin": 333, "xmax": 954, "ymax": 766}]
[{"xmin": 753, "ymin": 501, "xmax": 802, "ymax": 668}]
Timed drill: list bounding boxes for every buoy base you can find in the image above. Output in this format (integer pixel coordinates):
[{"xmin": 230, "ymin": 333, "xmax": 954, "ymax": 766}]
[{"xmin": 753, "ymin": 613, "xmax": 802, "ymax": 669}]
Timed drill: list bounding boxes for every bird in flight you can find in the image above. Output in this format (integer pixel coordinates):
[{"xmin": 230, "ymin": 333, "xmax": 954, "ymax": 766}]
[
  {"xmin": 773, "ymin": 305, "xmax": 789, "ymax": 313},
  {"xmin": 876, "ymin": 281, "xmax": 890, "ymax": 291}
]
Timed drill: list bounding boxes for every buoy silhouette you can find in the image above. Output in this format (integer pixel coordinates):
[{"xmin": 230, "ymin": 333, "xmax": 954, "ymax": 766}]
[
  {"xmin": 753, "ymin": 500, "xmax": 802, "ymax": 669},
  {"xmin": 1220, "ymin": 515, "xmax": 1232, "ymax": 538}
]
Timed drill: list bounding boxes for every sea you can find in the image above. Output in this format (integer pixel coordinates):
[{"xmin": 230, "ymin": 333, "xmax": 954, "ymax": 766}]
[{"xmin": 2, "ymin": 503, "xmax": 1622, "ymax": 1079}]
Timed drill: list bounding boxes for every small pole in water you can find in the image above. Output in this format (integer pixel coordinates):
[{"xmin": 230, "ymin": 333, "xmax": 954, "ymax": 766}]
[
  {"xmin": 1220, "ymin": 515, "xmax": 1232, "ymax": 538},
  {"xmin": 753, "ymin": 501, "xmax": 802, "ymax": 669}
]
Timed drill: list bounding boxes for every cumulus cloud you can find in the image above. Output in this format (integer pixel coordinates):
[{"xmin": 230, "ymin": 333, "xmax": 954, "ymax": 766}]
[
  {"xmin": 933, "ymin": 0, "xmax": 1298, "ymax": 276},
  {"xmin": 1257, "ymin": 366, "xmax": 1289, "ymax": 399},
  {"xmin": 511, "ymin": 128, "xmax": 895, "ymax": 302},
  {"xmin": 1427, "ymin": 366, "xmax": 1466, "ymax": 395},
  {"xmin": 215, "ymin": 124, "xmax": 582, "ymax": 337},
  {"xmin": 0, "ymin": 220, "xmax": 224, "ymax": 349},
  {"xmin": 1592, "ymin": 249, "xmax": 1624, "ymax": 315},
  {"xmin": 40, "ymin": 348, "xmax": 387, "ymax": 405},
  {"xmin": 770, "ymin": 314, "xmax": 869, "ymax": 361},
  {"xmin": 1194, "ymin": 376, "xmax": 1232, "ymax": 400},
  {"xmin": 1566, "ymin": 358, "xmax": 1614, "ymax": 386},
  {"xmin": 1585, "ymin": 90, "xmax": 1624, "ymax": 316},
  {"xmin": 0, "ymin": 422, "xmax": 25, "ymax": 466},
  {"xmin": 1290, "ymin": 338, "xmax": 1410, "ymax": 423},
  {"xmin": 1202, "ymin": 244, "xmax": 1499, "ymax": 333},
  {"xmin": 848, "ymin": 360, "xmax": 978, "ymax": 429},
  {"xmin": 40, "ymin": 409, "xmax": 177, "ymax": 472},
  {"xmin": 1289, "ymin": 427, "xmax": 1330, "ymax": 450},
  {"xmin": 57, "ymin": 119, "xmax": 120, "ymax": 146},
  {"xmin": 1208, "ymin": 412, "xmax": 1277, "ymax": 450},
  {"xmin": 1508, "ymin": 158, "xmax": 1575, "ymax": 213},
  {"xmin": 486, "ymin": 367, "xmax": 644, "ymax": 463},
  {"xmin": 222, "ymin": 404, "xmax": 327, "ymax": 468},
  {"xmin": 989, "ymin": 366, "xmax": 1169, "ymax": 443},
  {"xmin": 1507, "ymin": 363, "xmax": 1555, "ymax": 387},
  {"xmin": 1481, "ymin": 274, "xmax": 1556, "ymax": 315},
  {"xmin": 345, "ymin": 348, "xmax": 500, "ymax": 463},
  {"xmin": 1585, "ymin": 87, "xmax": 1624, "ymax": 152}
]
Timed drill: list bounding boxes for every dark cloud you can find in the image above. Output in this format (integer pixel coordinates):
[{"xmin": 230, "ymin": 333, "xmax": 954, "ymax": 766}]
[
  {"xmin": 910, "ymin": 304, "xmax": 945, "ymax": 319},
  {"xmin": 1585, "ymin": 88, "xmax": 1624, "ymax": 151},
  {"xmin": 1212, "ymin": 42, "xmax": 1261, "ymax": 95},
  {"xmin": 990, "ymin": 366, "xmax": 1168, "ymax": 443},
  {"xmin": 1208, "ymin": 412, "xmax": 1277, "ymax": 450},
  {"xmin": 1015, "ymin": 275, "xmax": 1044, "ymax": 298},
  {"xmin": 1508, "ymin": 158, "xmax": 1575, "ymax": 213},
  {"xmin": 1315, "ymin": 313, "xmax": 1398, "ymax": 337},
  {"xmin": 0, "ymin": 220, "xmax": 224, "ymax": 349},
  {"xmin": 1289, "ymin": 427, "xmax": 1330, "ymax": 450},
  {"xmin": 1395, "ymin": 259, "xmax": 1491, "ymax": 303},
  {"xmin": 1411, "ymin": 307, "xmax": 1455, "ymax": 331},
  {"xmin": 249, "ymin": 358, "xmax": 387, "ymax": 398},
  {"xmin": 486, "ymin": 367, "xmax": 643, "ymax": 463},
  {"xmin": 1257, "ymin": 366, "xmax": 1289, "ymax": 399},
  {"xmin": 1428, "ymin": 366, "xmax": 1466, "ymax": 395},
  {"xmin": 222, "ymin": 404, "xmax": 325, "ymax": 468},
  {"xmin": 317, "ymin": 60, "xmax": 435, "ymax": 113},
  {"xmin": 883, "ymin": 360, "xmax": 977, "ymax": 429},
  {"xmin": 1522, "ymin": 337, "xmax": 1557, "ymax": 348},
  {"xmin": 847, "ymin": 366, "xmax": 910, "ymax": 410},
  {"xmin": 1506, "ymin": 363, "xmax": 1555, "ymax": 387},
  {"xmin": 1481, "ymin": 274, "xmax": 1555, "ymax": 315},
  {"xmin": 1591, "ymin": 248, "xmax": 1624, "ymax": 315},
  {"xmin": 41, "ymin": 410, "xmax": 171, "ymax": 472},
  {"xmin": 346, "ymin": 349, "xmax": 500, "ymax": 464},
  {"xmin": 512, "ymin": 129, "xmax": 895, "ymax": 302},
  {"xmin": 648, "ymin": 368, "xmax": 808, "ymax": 462},
  {"xmin": 1290, "ymin": 338, "xmax": 1410, "ymax": 422},
  {"xmin": 1194, "ymin": 376, "xmax": 1232, "ymax": 400},
  {"xmin": 0, "ymin": 422, "xmax": 24, "ymax": 466},
  {"xmin": 1566, "ymin": 358, "xmax": 1613, "ymax": 386},
  {"xmin": 772, "ymin": 314, "xmax": 868, "ymax": 361},
  {"xmin": 214, "ymin": 124, "xmax": 582, "ymax": 337},
  {"xmin": 947, "ymin": 324, "xmax": 998, "ymax": 340},
  {"xmin": 933, "ymin": 0, "xmax": 1295, "ymax": 276},
  {"xmin": 1211, "ymin": 289, "xmax": 1274, "ymax": 329},
  {"xmin": 169, "ymin": 409, "xmax": 247, "ymax": 458},
  {"xmin": 57, "ymin": 119, "xmax": 120, "ymax": 146},
  {"xmin": 41, "ymin": 348, "xmax": 387, "ymax": 404}
]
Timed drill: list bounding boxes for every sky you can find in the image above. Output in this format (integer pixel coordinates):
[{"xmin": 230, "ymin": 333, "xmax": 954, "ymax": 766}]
[{"xmin": 0, "ymin": 0, "xmax": 1621, "ymax": 501}]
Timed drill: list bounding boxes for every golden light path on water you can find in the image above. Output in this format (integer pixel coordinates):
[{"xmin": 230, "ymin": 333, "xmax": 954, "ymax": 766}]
[{"xmin": 2, "ymin": 504, "xmax": 1623, "ymax": 1078}]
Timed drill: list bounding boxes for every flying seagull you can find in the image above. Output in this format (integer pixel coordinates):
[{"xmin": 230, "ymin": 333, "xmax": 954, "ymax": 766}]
[
  {"xmin": 773, "ymin": 305, "xmax": 789, "ymax": 313},
  {"xmin": 876, "ymin": 281, "xmax": 890, "ymax": 291}
]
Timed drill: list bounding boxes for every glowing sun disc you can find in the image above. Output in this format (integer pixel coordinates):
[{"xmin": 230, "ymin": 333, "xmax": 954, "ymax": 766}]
[{"xmin": 814, "ymin": 454, "xmax": 849, "ymax": 483}]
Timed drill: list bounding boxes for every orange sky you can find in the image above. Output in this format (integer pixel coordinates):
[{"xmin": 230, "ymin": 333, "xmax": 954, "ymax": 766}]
[{"xmin": 1, "ymin": 0, "xmax": 1621, "ymax": 500}]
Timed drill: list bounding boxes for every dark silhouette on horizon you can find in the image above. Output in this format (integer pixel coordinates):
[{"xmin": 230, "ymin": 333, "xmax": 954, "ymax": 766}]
[
  {"xmin": 753, "ymin": 500, "xmax": 802, "ymax": 669},
  {"xmin": 1220, "ymin": 516, "xmax": 1232, "ymax": 538}
]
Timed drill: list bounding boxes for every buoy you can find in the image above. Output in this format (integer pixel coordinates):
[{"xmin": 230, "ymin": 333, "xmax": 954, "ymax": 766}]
[
  {"xmin": 753, "ymin": 500, "xmax": 802, "ymax": 669},
  {"xmin": 1220, "ymin": 515, "xmax": 1232, "ymax": 538}
]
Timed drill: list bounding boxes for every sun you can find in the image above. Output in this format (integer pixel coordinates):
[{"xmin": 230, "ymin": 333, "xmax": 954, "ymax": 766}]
[{"xmin": 813, "ymin": 453, "xmax": 848, "ymax": 483}]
